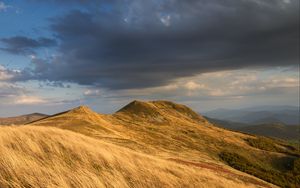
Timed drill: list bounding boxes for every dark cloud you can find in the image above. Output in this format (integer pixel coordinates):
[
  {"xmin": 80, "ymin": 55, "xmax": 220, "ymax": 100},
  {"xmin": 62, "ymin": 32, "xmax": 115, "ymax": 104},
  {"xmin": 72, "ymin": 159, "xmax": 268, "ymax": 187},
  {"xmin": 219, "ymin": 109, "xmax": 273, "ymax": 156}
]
[
  {"xmin": 14, "ymin": 0, "xmax": 300, "ymax": 89},
  {"xmin": 0, "ymin": 36, "xmax": 57, "ymax": 55}
]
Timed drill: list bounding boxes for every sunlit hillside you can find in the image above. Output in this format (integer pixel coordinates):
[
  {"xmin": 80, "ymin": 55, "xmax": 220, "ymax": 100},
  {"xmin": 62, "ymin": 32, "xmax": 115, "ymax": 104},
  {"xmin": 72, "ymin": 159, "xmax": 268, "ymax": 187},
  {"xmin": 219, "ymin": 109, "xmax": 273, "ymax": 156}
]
[
  {"xmin": 0, "ymin": 101, "xmax": 299, "ymax": 187},
  {"xmin": 0, "ymin": 126, "xmax": 271, "ymax": 188},
  {"xmin": 28, "ymin": 101, "xmax": 300, "ymax": 187},
  {"xmin": 0, "ymin": 0, "xmax": 298, "ymax": 187}
]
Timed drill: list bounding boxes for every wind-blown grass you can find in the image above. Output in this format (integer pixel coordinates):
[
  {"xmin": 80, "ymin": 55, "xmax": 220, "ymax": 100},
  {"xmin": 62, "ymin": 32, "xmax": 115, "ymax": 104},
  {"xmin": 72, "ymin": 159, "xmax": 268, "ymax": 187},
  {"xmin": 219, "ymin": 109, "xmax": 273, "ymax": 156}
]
[
  {"xmin": 0, "ymin": 126, "xmax": 262, "ymax": 188},
  {"xmin": 219, "ymin": 152, "xmax": 300, "ymax": 188}
]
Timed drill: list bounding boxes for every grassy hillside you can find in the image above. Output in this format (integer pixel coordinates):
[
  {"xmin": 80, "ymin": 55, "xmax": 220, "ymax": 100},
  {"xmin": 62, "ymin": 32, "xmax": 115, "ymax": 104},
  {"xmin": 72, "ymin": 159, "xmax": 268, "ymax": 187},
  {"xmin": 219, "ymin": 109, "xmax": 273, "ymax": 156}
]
[
  {"xmin": 30, "ymin": 101, "xmax": 253, "ymax": 159},
  {"xmin": 27, "ymin": 100, "xmax": 300, "ymax": 187},
  {"xmin": 0, "ymin": 126, "xmax": 271, "ymax": 188},
  {"xmin": 0, "ymin": 113, "xmax": 48, "ymax": 125}
]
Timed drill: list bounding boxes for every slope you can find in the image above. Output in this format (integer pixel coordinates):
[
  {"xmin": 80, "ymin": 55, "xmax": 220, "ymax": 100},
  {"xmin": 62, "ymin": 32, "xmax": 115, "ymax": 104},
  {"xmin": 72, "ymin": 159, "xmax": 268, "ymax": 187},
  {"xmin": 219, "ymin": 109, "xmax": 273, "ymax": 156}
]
[
  {"xmin": 29, "ymin": 100, "xmax": 300, "ymax": 187},
  {"xmin": 0, "ymin": 113, "xmax": 48, "ymax": 125},
  {"xmin": 0, "ymin": 126, "xmax": 272, "ymax": 188},
  {"xmin": 30, "ymin": 100, "xmax": 249, "ymax": 158},
  {"xmin": 30, "ymin": 105, "xmax": 123, "ymax": 139}
]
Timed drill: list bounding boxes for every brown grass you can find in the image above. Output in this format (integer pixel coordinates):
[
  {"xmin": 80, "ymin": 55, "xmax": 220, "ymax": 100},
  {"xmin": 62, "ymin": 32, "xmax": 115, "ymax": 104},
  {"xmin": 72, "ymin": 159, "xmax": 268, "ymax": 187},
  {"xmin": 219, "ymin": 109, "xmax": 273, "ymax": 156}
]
[{"xmin": 0, "ymin": 126, "xmax": 270, "ymax": 188}]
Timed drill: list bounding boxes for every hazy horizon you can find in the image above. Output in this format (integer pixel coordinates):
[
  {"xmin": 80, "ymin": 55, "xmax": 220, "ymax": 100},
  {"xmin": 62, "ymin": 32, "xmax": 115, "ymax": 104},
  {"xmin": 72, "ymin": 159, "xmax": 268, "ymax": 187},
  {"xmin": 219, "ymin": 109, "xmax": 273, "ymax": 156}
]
[{"xmin": 1, "ymin": 102, "xmax": 299, "ymax": 118}]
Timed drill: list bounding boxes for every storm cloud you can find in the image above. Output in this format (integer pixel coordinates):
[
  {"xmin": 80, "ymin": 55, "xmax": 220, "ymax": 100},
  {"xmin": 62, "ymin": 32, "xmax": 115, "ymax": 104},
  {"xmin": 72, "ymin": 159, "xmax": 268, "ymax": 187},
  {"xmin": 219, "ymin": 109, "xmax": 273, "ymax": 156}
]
[
  {"xmin": 15, "ymin": 0, "xmax": 300, "ymax": 89},
  {"xmin": 0, "ymin": 36, "xmax": 57, "ymax": 55}
]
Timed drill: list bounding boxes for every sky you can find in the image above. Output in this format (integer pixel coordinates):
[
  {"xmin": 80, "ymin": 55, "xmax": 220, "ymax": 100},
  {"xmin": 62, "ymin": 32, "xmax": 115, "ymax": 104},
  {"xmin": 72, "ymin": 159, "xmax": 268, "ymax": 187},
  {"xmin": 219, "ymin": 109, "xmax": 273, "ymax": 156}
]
[{"xmin": 0, "ymin": 0, "xmax": 299, "ymax": 116}]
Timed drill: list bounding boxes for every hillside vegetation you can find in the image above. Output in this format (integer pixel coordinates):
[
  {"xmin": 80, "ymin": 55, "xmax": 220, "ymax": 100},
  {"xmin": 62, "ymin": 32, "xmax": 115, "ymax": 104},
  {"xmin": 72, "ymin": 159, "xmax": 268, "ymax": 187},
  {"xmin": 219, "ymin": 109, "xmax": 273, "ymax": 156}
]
[
  {"xmin": 0, "ymin": 126, "xmax": 268, "ymax": 188},
  {"xmin": 1, "ymin": 100, "xmax": 298, "ymax": 187},
  {"xmin": 219, "ymin": 152, "xmax": 300, "ymax": 188},
  {"xmin": 29, "ymin": 101, "xmax": 299, "ymax": 187}
]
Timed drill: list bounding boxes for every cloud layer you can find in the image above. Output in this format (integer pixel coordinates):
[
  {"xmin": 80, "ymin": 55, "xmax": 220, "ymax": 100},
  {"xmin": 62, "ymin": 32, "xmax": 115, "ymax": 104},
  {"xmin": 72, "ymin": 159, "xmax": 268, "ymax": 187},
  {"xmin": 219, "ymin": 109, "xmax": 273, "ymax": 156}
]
[
  {"xmin": 1, "ymin": 0, "xmax": 299, "ymax": 91},
  {"xmin": 0, "ymin": 36, "xmax": 57, "ymax": 55},
  {"xmin": 0, "ymin": 1, "xmax": 9, "ymax": 12}
]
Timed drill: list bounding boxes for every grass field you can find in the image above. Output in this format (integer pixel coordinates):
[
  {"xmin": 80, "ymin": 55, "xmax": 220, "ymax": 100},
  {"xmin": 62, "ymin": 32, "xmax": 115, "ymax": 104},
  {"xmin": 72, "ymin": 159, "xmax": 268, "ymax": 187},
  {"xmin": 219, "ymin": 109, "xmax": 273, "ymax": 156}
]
[
  {"xmin": 0, "ymin": 126, "xmax": 271, "ymax": 188},
  {"xmin": 0, "ymin": 100, "xmax": 297, "ymax": 187}
]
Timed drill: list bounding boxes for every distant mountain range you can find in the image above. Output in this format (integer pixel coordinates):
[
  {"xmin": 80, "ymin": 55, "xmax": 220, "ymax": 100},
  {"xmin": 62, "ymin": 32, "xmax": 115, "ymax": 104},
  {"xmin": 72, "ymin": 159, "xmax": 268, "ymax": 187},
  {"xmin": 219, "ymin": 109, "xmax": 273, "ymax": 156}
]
[
  {"xmin": 0, "ymin": 113, "xmax": 48, "ymax": 125},
  {"xmin": 206, "ymin": 116, "xmax": 299, "ymax": 141},
  {"xmin": 239, "ymin": 123, "xmax": 299, "ymax": 141},
  {"xmin": 204, "ymin": 105, "xmax": 299, "ymax": 125}
]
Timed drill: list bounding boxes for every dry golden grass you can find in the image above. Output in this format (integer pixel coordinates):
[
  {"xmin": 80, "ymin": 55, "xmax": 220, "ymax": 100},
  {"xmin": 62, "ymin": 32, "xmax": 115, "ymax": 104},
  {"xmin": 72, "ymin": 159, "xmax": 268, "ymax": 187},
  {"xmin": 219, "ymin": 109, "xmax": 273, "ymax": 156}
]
[
  {"xmin": 27, "ymin": 101, "xmax": 290, "ymax": 186},
  {"xmin": 31, "ymin": 102, "xmax": 255, "ymax": 159},
  {"xmin": 0, "ymin": 126, "xmax": 272, "ymax": 188}
]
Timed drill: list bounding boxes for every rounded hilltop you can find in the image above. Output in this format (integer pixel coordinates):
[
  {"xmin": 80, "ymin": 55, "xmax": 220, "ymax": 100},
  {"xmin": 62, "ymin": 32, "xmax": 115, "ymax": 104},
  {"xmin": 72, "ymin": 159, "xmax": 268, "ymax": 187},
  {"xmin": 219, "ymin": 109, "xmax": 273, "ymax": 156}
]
[
  {"xmin": 69, "ymin": 105, "xmax": 94, "ymax": 114},
  {"xmin": 116, "ymin": 100, "xmax": 206, "ymax": 123},
  {"xmin": 66, "ymin": 105, "xmax": 105, "ymax": 122},
  {"xmin": 117, "ymin": 100, "xmax": 161, "ymax": 116},
  {"xmin": 34, "ymin": 100, "xmax": 207, "ymax": 126}
]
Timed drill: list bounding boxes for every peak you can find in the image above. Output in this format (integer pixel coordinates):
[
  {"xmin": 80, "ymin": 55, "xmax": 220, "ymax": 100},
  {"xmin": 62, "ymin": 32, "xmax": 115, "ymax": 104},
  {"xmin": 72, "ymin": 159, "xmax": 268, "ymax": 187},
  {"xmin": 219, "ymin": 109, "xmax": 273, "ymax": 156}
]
[
  {"xmin": 117, "ymin": 100, "xmax": 157, "ymax": 114},
  {"xmin": 116, "ymin": 100, "xmax": 206, "ymax": 123},
  {"xmin": 29, "ymin": 113, "xmax": 48, "ymax": 116},
  {"xmin": 129, "ymin": 100, "xmax": 147, "ymax": 105},
  {"xmin": 151, "ymin": 101, "xmax": 200, "ymax": 116},
  {"xmin": 117, "ymin": 100, "xmax": 197, "ymax": 115},
  {"xmin": 77, "ymin": 105, "xmax": 90, "ymax": 109},
  {"xmin": 70, "ymin": 105, "xmax": 94, "ymax": 114},
  {"xmin": 150, "ymin": 100, "xmax": 178, "ymax": 106},
  {"xmin": 120, "ymin": 100, "xmax": 176, "ymax": 109}
]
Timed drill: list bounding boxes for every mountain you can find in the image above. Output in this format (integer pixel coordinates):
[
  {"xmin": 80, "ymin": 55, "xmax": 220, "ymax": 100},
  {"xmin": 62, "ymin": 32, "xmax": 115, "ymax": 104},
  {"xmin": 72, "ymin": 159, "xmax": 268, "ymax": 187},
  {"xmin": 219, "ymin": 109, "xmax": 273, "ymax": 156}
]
[
  {"xmin": 244, "ymin": 105, "xmax": 299, "ymax": 112},
  {"xmin": 0, "ymin": 113, "xmax": 48, "ymax": 125},
  {"xmin": 204, "ymin": 106, "xmax": 299, "ymax": 125},
  {"xmin": 205, "ymin": 116, "xmax": 250, "ymax": 129},
  {"xmin": 208, "ymin": 117, "xmax": 300, "ymax": 141},
  {"xmin": 1, "ymin": 100, "xmax": 299, "ymax": 187},
  {"xmin": 238, "ymin": 124, "xmax": 300, "ymax": 141}
]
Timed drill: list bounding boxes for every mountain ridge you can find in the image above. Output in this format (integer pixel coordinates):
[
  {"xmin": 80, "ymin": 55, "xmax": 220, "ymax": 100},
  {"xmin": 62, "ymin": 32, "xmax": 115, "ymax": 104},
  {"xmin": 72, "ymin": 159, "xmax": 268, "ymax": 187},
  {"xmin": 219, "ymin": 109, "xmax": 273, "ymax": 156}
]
[
  {"xmin": 3, "ymin": 100, "xmax": 299, "ymax": 187},
  {"xmin": 0, "ymin": 113, "xmax": 48, "ymax": 125},
  {"xmin": 115, "ymin": 100, "xmax": 207, "ymax": 124},
  {"xmin": 204, "ymin": 106, "xmax": 299, "ymax": 125},
  {"xmin": 207, "ymin": 116, "xmax": 300, "ymax": 141}
]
